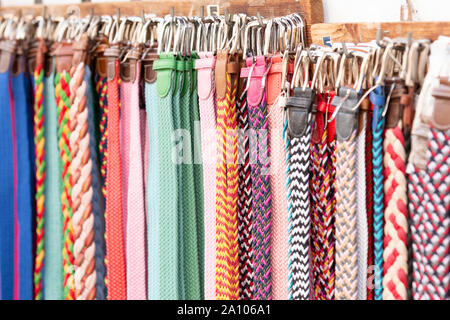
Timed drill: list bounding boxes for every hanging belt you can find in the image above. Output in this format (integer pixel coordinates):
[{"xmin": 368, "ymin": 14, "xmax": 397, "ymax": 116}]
[
  {"xmin": 119, "ymin": 48, "xmax": 147, "ymax": 300},
  {"xmin": 191, "ymin": 53, "xmax": 205, "ymax": 300},
  {"xmin": 382, "ymin": 78, "xmax": 409, "ymax": 300},
  {"xmin": 285, "ymin": 87, "xmax": 314, "ymax": 300},
  {"xmin": 69, "ymin": 35, "xmax": 97, "ymax": 300},
  {"xmin": 356, "ymin": 99, "xmax": 369, "ymax": 300},
  {"xmin": 43, "ymin": 47, "xmax": 64, "ymax": 300},
  {"xmin": 365, "ymin": 104, "xmax": 374, "ymax": 300},
  {"xmin": 215, "ymin": 50, "xmax": 240, "ymax": 300},
  {"xmin": 370, "ymin": 84, "xmax": 386, "ymax": 300},
  {"xmin": 142, "ymin": 49, "xmax": 160, "ymax": 299},
  {"xmin": 195, "ymin": 52, "xmax": 217, "ymax": 300},
  {"xmin": 94, "ymin": 36, "xmax": 109, "ymax": 199},
  {"xmin": 153, "ymin": 53, "xmax": 179, "ymax": 299},
  {"xmin": 54, "ymin": 41, "xmax": 75, "ymax": 300},
  {"xmin": 241, "ymin": 55, "xmax": 272, "ymax": 300},
  {"xmin": 87, "ymin": 58, "xmax": 106, "ymax": 302},
  {"xmin": 311, "ymin": 91, "xmax": 336, "ymax": 300},
  {"xmin": 267, "ymin": 54, "xmax": 289, "ymax": 300},
  {"xmin": 10, "ymin": 41, "xmax": 34, "ymax": 300},
  {"xmin": 332, "ymin": 88, "xmax": 359, "ymax": 300},
  {"xmin": 104, "ymin": 46, "xmax": 127, "ymax": 300},
  {"xmin": 0, "ymin": 40, "xmax": 16, "ymax": 300},
  {"xmin": 236, "ymin": 54, "xmax": 254, "ymax": 300},
  {"xmin": 30, "ymin": 38, "xmax": 46, "ymax": 300}
]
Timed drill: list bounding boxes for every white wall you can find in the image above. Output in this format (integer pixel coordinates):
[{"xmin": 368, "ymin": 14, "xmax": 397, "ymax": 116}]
[{"xmin": 1, "ymin": 0, "xmax": 450, "ymax": 23}]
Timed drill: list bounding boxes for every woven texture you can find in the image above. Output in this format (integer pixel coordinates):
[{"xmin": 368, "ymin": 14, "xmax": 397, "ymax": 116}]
[
  {"xmin": 357, "ymin": 114, "xmax": 368, "ymax": 300},
  {"xmin": 33, "ymin": 61, "xmax": 45, "ymax": 300},
  {"xmin": 55, "ymin": 71, "xmax": 75, "ymax": 300},
  {"xmin": 248, "ymin": 91, "xmax": 272, "ymax": 300},
  {"xmin": 122, "ymin": 66, "xmax": 147, "ymax": 300},
  {"xmin": 105, "ymin": 62, "xmax": 127, "ymax": 300},
  {"xmin": 268, "ymin": 90, "xmax": 288, "ymax": 301},
  {"xmin": 382, "ymin": 124, "xmax": 408, "ymax": 300},
  {"xmin": 215, "ymin": 73, "xmax": 240, "ymax": 300},
  {"xmin": 96, "ymin": 76, "xmax": 108, "ymax": 199},
  {"xmin": 69, "ymin": 63, "xmax": 96, "ymax": 300},
  {"xmin": 287, "ymin": 114, "xmax": 311, "ymax": 300},
  {"xmin": 365, "ymin": 111, "xmax": 374, "ymax": 300},
  {"xmin": 409, "ymin": 127, "xmax": 449, "ymax": 299},
  {"xmin": 371, "ymin": 88, "xmax": 386, "ymax": 300},
  {"xmin": 43, "ymin": 67, "xmax": 64, "ymax": 300},
  {"xmin": 196, "ymin": 54, "xmax": 218, "ymax": 300},
  {"xmin": 335, "ymin": 131, "xmax": 358, "ymax": 300}
]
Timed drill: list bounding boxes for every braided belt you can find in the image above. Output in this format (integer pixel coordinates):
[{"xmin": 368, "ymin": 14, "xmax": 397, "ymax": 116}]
[
  {"xmin": 369, "ymin": 85, "xmax": 386, "ymax": 300},
  {"xmin": 31, "ymin": 39, "xmax": 46, "ymax": 300},
  {"xmin": 332, "ymin": 88, "xmax": 359, "ymax": 300},
  {"xmin": 215, "ymin": 50, "xmax": 240, "ymax": 300},
  {"xmin": 54, "ymin": 42, "xmax": 75, "ymax": 300},
  {"xmin": 285, "ymin": 87, "xmax": 314, "ymax": 300},
  {"xmin": 267, "ymin": 55, "xmax": 289, "ymax": 300},
  {"xmin": 196, "ymin": 53, "xmax": 217, "ymax": 300},
  {"xmin": 242, "ymin": 56, "xmax": 272, "ymax": 300},
  {"xmin": 382, "ymin": 79, "xmax": 409, "ymax": 300}
]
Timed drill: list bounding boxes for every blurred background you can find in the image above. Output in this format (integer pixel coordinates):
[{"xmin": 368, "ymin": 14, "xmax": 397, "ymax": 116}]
[{"xmin": 0, "ymin": 0, "xmax": 449, "ymax": 23}]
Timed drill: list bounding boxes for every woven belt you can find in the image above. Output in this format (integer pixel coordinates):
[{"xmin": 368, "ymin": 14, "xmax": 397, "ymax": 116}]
[
  {"xmin": 43, "ymin": 56, "xmax": 64, "ymax": 300},
  {"xmin": 285, "ymin": 87, "xmax": 314, "ymax": 300},
  {"xmin": 153, "ymin": 53, "xmax": 179, "ymax": 299},
  {"xmin": 104, "ymin": 48, "xmax": 127, "ymax": 299},
  {"xmin": 332, "ymin": 88, "xmax": 359, "ymax": 300},
  {"xmin": 241, "ymin": 55, "xmax": 272, "ymax": 300},
  {"xmin": 0, "ymin": 40, "xmax": 16, "ymax": 300},
  {"xmin": 215, "ymin": 50, "xmax": 240, "ymax": 300},
  {"xmin": 12, "ymin": 42, "xmax": 34, "ymax": 300},
  {"xmin": 196, "ymin": 52, "xmax": 217, "ymax": 300},
  {"xmin": 267, "ymin": 54, "xmax": 289, "ymax": 300},
  {"xmin": 382, "ymin": 78, "xmax": 409, "ymax": 300}
]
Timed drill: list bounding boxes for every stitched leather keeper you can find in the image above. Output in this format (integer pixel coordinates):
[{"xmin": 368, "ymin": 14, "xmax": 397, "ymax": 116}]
[
  {"xmin": 104, "ymin": 45, "xmax": 121, "ymax": 81},
  {"xmin": 401, "ymin": 86, "xmax": 415, "ymax": 133},
  {"xmin": 153, "ymin": 53, "xmax": 175, "ymax": 98},
  {"xmin": 12, "ymin": 40, "xmax": 27, "ymax": 76},
  {"xmin": 332, "ymin": 87, "xmax": 359, "ymax": 141},
  {"xmin": 72, "ymin": 33, "xmax": 90, "ymax": 67},
  {"xmin": 142, "ymin": 49, "xmax": 159, "ymax": 84},
  {"xmin": 215, "ymin": 49, "xmax": 229, "ymax": 100},
  {"xmin": 267, "ymin": 54, "xmax": 283, "ymax": 105},
  {"xmin": 286, "ymin": 87, "xmax": 315, "ymax": 138},
  {"xmin": 358, "ymin": 97, "xmax": 371, "ymax": 134},
  {"xmin": 240, "ymin": 56, "xmax": 265, "ymax": 106},
  {"xmin": 385, "ymin": 77, "xmax": 407, "ymax": 129},
  {"xmin": 0, "ymin": 40, "xmax": 16, "ymax": 73},
  {"xmin": 431, "ymin": 79, "xmax": 450, "ymax": 131},
  {"xmin": 120, "ymin": 47, "xmax": 141, "ymax": 83},
  {"xmin": 195, "ymin": 55, "xmax": 215, "ymax": 100},
  {"xmin": 94, "ymin": 35, "xmax": 109, "ymax": 78},
  {"xmin": 27, "ymin": 39, "xmax": 39, "ymax": 75},
  {"xmin": 54, "ymin": 41, "xmax": 74, "ymax": 73},
  {"xmin": 45, "ymin": 41, "xmax": 57, "ymax": 77}
]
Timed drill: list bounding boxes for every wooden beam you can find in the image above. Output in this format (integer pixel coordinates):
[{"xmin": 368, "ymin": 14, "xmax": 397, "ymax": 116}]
[
  {"xmin": 311, "ymin": 21, "xmax": 450, "ymax": 45},
  {"xmin": 0, "ymin": 0, "xmax": 324, "ymax": 45}
]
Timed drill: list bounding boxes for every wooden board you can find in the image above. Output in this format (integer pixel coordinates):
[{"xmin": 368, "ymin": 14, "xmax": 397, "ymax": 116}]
[
  {"xmin": 311, "ymin": 21, "xmax": 450, "ymax": 45},
  {"xmin": 0, "ymin": 0, "xmax": 324, "ymax": 45}
]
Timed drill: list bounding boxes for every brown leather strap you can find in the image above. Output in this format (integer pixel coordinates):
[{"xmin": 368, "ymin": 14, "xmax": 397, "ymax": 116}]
[
  {"xmin": 385, "ymin": 77, "xmax": 408, "ymax": 129},
  {"xmin": 104, "ymin": 45, "xmax": 121, "ymax": 81},
  {"xmin": 215, "ymin": 49, "xmax": 229, "ymax": 100},
  {"xmin": 72, "ymin": 33, "xmax": 90, "ymax": 67},
  {"xmin": 141, "ymin": 45, "xmax": 159, "ymax": 84},
  {"xmin": 54, "ymin": 41, "xmax": 74, "ymax": 73},
  {"xmin": 120, "ymin": 46, "xmax": 142, "ymax": 83}
]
